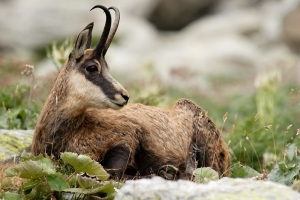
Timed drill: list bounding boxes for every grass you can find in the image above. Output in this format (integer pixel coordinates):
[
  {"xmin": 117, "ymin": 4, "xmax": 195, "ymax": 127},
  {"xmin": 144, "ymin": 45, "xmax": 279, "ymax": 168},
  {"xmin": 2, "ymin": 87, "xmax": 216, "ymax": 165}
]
[
  {"xmin": 1, "ymin": 40, "xmax": 300, "ymax": 198},
  {"xmin": 0, "ymin": 66, "xmax": 40, "ymax": 130}
]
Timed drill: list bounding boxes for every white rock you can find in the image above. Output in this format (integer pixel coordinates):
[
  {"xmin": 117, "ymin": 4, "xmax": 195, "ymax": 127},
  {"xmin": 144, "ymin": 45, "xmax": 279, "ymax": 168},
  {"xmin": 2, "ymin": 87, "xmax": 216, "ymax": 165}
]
[{"xmin": 115, "ymin": 177, "xmax": 300, "ymax": 200}]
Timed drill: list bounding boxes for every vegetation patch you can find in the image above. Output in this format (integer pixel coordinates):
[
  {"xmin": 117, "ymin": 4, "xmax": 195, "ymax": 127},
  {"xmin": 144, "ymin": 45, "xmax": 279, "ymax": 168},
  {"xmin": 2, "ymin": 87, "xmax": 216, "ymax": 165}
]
[
  {"xmin": 0, "ymin": 131, "xmax": 32, "ymax": 160},
  {"xmin": 1, "ymin": 152, "xmax": 120, "ymax": 199},
  {"xmin": 1, "ymin": 40, "xmax": 300, "ymax": 197}
]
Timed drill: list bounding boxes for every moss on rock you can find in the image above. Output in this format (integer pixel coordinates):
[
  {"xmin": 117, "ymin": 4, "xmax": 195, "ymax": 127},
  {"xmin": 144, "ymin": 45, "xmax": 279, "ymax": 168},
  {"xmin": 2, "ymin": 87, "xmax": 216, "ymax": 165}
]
[{"xmin": 0, "ymin": 130, "xmax": 33, "ymax": 160}]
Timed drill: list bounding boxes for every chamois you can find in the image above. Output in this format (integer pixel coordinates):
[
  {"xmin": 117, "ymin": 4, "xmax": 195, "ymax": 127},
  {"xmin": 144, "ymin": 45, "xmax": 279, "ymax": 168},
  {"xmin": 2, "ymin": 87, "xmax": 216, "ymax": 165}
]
[{"xmin": 31, "ymin": 5, "xmax": 231, "ymax": 180}]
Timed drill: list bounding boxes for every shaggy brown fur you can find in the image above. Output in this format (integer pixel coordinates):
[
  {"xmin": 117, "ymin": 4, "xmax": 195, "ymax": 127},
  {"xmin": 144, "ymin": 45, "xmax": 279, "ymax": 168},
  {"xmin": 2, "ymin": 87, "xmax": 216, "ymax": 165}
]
[{"xmin": 31, "ymin": 5, "xmax": 230, "ymax": 180}]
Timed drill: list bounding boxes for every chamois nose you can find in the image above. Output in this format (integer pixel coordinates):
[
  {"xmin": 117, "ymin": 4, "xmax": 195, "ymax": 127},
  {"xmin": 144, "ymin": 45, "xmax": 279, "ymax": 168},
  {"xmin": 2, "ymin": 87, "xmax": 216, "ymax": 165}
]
[{"xmin": 121, "ymin": 93, "xmax": 130, "ymax": 103}]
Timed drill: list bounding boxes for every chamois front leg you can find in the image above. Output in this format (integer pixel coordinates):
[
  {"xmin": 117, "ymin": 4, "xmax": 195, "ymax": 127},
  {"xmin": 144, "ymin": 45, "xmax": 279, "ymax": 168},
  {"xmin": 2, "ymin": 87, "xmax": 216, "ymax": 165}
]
[{"xmin": 100, "ymin": 145, "xmax": 131, "ymax": 180}]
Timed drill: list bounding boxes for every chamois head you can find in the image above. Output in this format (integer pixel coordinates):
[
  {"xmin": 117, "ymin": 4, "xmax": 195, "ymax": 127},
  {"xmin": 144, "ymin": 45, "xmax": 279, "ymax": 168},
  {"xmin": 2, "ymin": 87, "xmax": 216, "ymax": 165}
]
[{"xmin": 66, "ymin": 5, "xmax": 129, "ymax": 110}]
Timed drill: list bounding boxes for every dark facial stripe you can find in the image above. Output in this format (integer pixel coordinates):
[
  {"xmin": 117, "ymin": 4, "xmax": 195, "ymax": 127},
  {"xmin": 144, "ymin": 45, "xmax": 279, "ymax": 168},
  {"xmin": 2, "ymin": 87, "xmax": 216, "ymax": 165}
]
[
  {"xmin": 79, "ymin": 59, "xmax": 118, "ymax": 101},
  {"xmin": 93, "ymin": 73, "xmax": 118, "ymax": 100}
]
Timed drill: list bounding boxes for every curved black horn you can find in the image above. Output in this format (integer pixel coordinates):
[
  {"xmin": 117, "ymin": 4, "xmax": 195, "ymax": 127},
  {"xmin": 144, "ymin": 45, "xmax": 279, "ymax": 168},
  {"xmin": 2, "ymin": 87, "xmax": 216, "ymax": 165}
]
[
  {"xmin": 103, "ymin": 6, "xmax": 120, "ymax": 56},
  {"xmin": 90, "ymin": 5, "xmax": 112, "ymax": 57}
]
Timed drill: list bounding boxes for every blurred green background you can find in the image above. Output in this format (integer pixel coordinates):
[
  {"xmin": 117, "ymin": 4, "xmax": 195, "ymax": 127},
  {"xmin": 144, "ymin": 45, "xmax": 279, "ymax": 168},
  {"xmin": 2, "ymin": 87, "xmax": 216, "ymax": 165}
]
[{"xmin": 1, "ymin": 0, "xmax": 300, "ymax": 173}]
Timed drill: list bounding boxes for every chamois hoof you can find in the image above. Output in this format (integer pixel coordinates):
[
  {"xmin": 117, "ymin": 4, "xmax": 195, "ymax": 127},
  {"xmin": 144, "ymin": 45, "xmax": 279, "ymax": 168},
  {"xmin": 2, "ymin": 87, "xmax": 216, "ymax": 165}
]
[{"xmin": 158, "ymin": 165, "xmax": 179, "ymax": 180}]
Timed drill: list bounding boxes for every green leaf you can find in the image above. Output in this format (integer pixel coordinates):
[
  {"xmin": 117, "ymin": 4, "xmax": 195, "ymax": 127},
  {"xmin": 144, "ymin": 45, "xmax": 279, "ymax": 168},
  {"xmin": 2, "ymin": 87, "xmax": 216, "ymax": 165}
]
[
  {"xmin": 63, "ymin": 181, "xmax": 115, "ymax": 195},
  {"xmin": 18, "ymin": 108, "xmax": 27, "ymax": 121},
  {"xmin": 278, "ymin": 162, "xmax": 296, "ymax": 170},
  {"xmin": 24, "ymin": 181, "xmax": 52, "ymax": 200},
  {"xmin": 20, "ymin": 151, "xmax": 43, "ymax": 161},
  {"xmin": 287, "ymin": 143, "xmax": 295, "ymax": 161},
  {"xmin": 231, "ymin": 162, "xmax": 260, "ymax": 178},
  {"xmin": 76, "ymin": 175, "xmax": 124, "ymax": 191},
  {"xmin": 193, "ymin": 167, "xmax": 219, "ymax": 184},
  {"xmin": 279, "ymin": 162, "xmax": 288, "ymax": 170},
  {"xmin": 46, "ymin": 174, "xmax": 70, "ymax": 191},
  {"xmin": 21, "ymin": 179, "xmax": 40, "ymax": 192},
  {"xmin": 19, "ymin": 160, "xmax": 55, "ymax": 179},
  {"xmin": 5, "ymin": 167, "xmax": 19, "ymax": 177},
  {"xmin": 77, "ymin": 174, "xmax": 102, "ymax": 189},
  {"xmin": 61, "ymin": 152, "xmax": 109, "ymax": 181},
  {"xmin": 268, "ymin": 162, "xmax": 300, "ymax": 185},
  {"xmin": 1, "ymin": 192, "xmax": 23, "ymax": 200},
  {"xmin": 98, "ymin": 181, "xmax": 116, "ymax": 194},
  {"xmin": 6, "ymin": 157, "xmax": 55, "ymax": 179}
]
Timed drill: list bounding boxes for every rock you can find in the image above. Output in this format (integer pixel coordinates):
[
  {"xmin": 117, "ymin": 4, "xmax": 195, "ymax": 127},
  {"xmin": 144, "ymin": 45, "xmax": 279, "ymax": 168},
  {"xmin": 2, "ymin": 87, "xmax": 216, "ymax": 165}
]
[
  {"xmin": 0, "ymin": 0, "xmax": 299, "ymax": 100},
  {"xmin": 0, "ymin": 129, "xmax": 34, "ymax": 160},
  {"xmin": 283, "ymin": 5, "xmax": 300, "ymax": 53},
  {"xmin": 0, "ymin": 0, "xmax": 155, "ymax": 55},
  {"xmin": 115, "ymin": 177, "xmax": 300, "ymax": 200},
  {"xmin": 150, "ymin": 9, "xmax": 261, "ymax": 91},
  {"xmin": 147, "ymin": 0, "xmax": 219, "ymax": 30}
]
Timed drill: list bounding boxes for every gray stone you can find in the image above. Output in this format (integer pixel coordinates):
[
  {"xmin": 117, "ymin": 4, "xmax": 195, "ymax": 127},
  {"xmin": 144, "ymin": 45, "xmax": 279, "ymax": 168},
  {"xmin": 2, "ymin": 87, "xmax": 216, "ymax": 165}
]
[
  {"xmin": 147, "ymin": 0, "xmax": 218, "ymax": 30},
  {"xmin": 283, "ymin": 5, "xmax": 300, "ymax": 53},
  {"xmin": 115, "ymin": 177, "xmax": 300, "ymax": 200},
  {"xmin": 0, "ymin": 0, "xmax": 155, "ymax": 54},
  {"xmin": 1, "ymin": 0, "xmax": 299, "ymax": 101},
  {"xmin": 0, "ymin": 129, "xmax": 34, "ymax": 160}
]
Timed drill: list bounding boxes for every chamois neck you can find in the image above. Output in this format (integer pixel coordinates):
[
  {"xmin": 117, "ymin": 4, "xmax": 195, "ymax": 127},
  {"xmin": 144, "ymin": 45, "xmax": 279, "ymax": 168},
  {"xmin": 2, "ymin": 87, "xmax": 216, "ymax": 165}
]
[
  {"xmin": 37, "ymin": 66, "xmax": 87, "ymax": 132},
  {"xmin": 48, "ymin": 66, "xmax": 87, "ymax": 117},
  {"xmin": 35, "ymin": 66, "xmax": 87, "ymax": 157}
]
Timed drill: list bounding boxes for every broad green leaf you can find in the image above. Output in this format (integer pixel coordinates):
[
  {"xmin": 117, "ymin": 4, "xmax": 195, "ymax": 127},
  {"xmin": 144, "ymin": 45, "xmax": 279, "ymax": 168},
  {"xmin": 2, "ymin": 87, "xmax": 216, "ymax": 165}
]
[
  {"xmin": 5, "ymin": 153, "xmax": 55, "ymax": 178},
  {"xmin": 24, "ymin": 181, "xmax": 52, "ymax": 200},
  {"xmin": 193, "ymin": 167, "xmax": 219, "ymax": 184},
  {"xmin": 287, "ymin": 161, "xmax": 297, "ymax": 169},
  {"xmin": 63, "ymin": 181, "xmax": 115, "ymax": 195},
  {"xmin": 6, "ymin": 158, "xmax": 55, "ymax": 179},
  {"xmin": 231, "ymin": 162, "xmax": 260, "ymax": 178},
  {"xmin": 279, "ymin": 162, "xmax": 287, "ymax": 170},
  {"xmin": 46, "ymin": 174, "xmax": 70, "ymax": 191},
  {"xmin": 77, "ymin": 173, "xmax": 102, "ymax": 189},
  {"xmin": 5, "ymin": 167, "xmax": 19, "ymax": 177},
  {"xmin": 61, "ymin": 152, "xmax": 109, "ymax": 181},
  {"xmin": 20, "ymin": 151, "xmax": 33, "ymax": 161},
  {"xmin": 287, "ymin": 143, "xmax": 295, "ymax": 161},
  {"xmin": 18, "ymin": 161, "xmax": 54, "ymax": 179},
  {"xmin": 111, "ymin": 180, "xmax": 124, "ymax": 190},
  {"xmin": 18, "ymin": 108, "xmax": 27, "ymax": 121},
  {"xmin": 1, "ymin": 192, "xmax": 23, "ymax": 200},
  {"xmin": 35, "ymin": 156, "xmax": 54, "ymax": 166},
  {"xmin": 279, "ymin": 162, "xmax": 296, "ymax": 170},
  {"xmin": 21, "ymin": 179, "xmax": 40, "ymax": 192},
  {"xmin": 20, "ymin": 152, "xmax": 50, "ymax": 162},
  {"xmin": 268, "ymin": 163, "xmax": 300, "ymax": 185},
  {"xmin": 20, "ymin": 151, "xmax": 38, "ymax": 161}
]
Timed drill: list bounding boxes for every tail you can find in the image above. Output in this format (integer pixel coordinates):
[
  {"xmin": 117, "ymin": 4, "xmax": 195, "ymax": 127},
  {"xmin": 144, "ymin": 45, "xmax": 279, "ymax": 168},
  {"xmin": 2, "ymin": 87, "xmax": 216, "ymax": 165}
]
[
  {"xmin": 193, "ymin": 108, "xmax": 230, "ymax": 177},
  {"xmin": 175, "ymin": 99, "xmax": 230, "ymax": 177}
]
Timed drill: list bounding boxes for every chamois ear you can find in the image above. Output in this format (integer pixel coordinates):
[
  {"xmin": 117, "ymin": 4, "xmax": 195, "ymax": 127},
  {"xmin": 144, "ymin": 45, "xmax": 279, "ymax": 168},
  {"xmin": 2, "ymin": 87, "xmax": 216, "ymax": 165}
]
[{"xmin": 71, "ymin": 22, "xmax": 94, "ymax": 60}]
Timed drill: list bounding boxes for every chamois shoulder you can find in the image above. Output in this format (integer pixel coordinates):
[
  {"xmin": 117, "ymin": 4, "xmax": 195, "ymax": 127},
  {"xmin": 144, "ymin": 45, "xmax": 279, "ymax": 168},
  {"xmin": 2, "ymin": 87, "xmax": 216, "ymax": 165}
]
[
  {"xmin": 173, "ymin": 98, "xmax": 219, "ymax": 132},
  {"xmin": 174, "ymin": 98, "xmax": 206, "ymax": 115}
]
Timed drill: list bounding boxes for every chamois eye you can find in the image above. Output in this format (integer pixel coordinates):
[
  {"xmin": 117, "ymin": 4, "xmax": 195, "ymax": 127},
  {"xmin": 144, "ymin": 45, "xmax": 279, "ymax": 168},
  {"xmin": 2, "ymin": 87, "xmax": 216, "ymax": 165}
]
[{"xmin": 86, "ymin": 65, "xmax": 98, "ymax": 73}]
